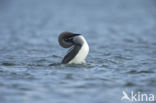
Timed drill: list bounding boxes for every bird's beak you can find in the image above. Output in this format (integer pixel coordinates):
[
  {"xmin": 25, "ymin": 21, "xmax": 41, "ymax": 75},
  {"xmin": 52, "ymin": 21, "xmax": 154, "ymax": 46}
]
[{"xmin": 68, "ymin": 34, "xmax": 81, "ymax": 42}]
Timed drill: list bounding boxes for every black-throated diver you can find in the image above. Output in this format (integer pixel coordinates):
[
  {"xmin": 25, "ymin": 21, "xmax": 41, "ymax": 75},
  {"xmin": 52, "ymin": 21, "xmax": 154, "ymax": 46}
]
[{"xmin": 58, "ymin": 32, "xmax": 89, "ymax": 64}]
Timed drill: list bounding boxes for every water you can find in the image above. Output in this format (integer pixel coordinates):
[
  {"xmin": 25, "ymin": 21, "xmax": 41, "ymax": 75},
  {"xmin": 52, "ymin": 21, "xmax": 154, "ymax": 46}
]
[{"xmin": 0, "ymin": 0, "xmax": 156, "ymax": 103}]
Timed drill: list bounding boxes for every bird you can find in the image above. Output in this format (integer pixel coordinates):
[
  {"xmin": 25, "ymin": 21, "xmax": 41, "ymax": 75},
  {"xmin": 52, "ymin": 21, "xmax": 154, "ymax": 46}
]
[{"xmin": 58, "ymin": 32, "xmax": 89, "ymax": 64}]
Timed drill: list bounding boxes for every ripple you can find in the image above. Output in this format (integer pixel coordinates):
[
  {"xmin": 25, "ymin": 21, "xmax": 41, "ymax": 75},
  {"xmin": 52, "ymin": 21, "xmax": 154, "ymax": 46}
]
[
  {"xmin": 64, "ymin": 73, "xmax": 73, "ymax": 80},
  {"xmin": 65, "ymin": 63, "xmax": 93, "ymax": 69},
  {"xmin": 28, "ymin": 63, "xmax": 45, "ymax": 67},
  {"xmin": 123, "ymin": 38, "xmax": 135, "ymax": 43},
  {"xmin": 1, "ymin": 62, "xmax": 16, "ymax": 66},
  {"xmin": 36, "ymin": 59, "xmax": 47, "ymax": 62},
  {"xmin": 51, "ymin": 55, "xmax": 61, "ymax": 58},
  {"xmin": 148, "ymin": 79, "xmax": 156, "ymax": 86},
  {"xmin": 124, "ymin": 82, "xmax": 136, "ymax": 87},
  {"xmin": 127, "ymin": 70, "xmax": 154, "ymax": 74},
  {"xmin": 49, "ymin": 63, "xmax": 61, "ymax": 66},
  {"xmin": 114, "ymin": 55, "xmax": 132, "ymax": 60}
]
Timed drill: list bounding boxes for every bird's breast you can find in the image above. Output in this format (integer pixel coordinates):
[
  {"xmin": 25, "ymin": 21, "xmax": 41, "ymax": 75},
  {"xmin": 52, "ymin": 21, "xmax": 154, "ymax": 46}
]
[{"xmin": 68, "ymin": 39, "xmax": 89, "ymax": 64}]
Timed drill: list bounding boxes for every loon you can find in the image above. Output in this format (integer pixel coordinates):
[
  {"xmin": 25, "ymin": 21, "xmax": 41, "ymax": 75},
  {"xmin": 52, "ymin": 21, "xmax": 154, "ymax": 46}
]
[{"xmin": 58, "ymin": 32, "xmax": 89, "ymax": 64}]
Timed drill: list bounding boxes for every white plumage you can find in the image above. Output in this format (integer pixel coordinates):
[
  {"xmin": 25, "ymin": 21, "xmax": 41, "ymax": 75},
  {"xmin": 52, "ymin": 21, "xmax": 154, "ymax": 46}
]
[{"xmin": 68, "ymin": 35, "xmax": 89, "ymax": 64}]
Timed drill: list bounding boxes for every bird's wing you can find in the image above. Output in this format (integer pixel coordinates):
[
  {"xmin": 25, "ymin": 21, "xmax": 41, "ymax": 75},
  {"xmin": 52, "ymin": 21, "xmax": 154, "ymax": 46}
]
[{"xmin": 62, "ymin": 45, "xmax": 81, "ymax": 64}]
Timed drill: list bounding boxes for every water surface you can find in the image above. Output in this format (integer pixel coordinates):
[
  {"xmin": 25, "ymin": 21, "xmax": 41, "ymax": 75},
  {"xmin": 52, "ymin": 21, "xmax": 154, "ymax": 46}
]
[{"xmin": 0, "ymin": 0, "xmax": 156, "ymax": 103}]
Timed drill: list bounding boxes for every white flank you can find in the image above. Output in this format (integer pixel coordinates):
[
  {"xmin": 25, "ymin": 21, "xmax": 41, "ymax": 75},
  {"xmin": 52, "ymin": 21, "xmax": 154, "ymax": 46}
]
[{"xmin": 68, "ymin": 36, "xmax": 89, "ymax": 64}]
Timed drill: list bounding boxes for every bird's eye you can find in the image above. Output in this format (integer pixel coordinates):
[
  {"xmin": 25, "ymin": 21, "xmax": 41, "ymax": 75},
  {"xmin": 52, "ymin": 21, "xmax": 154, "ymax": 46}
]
[
  {"xmin": 64, "ymin": 38, "xmax": 72, "ymax": 42},
  {"xmin": 64, "ymin": 38, "xmax": 68, "ymax": 41}
]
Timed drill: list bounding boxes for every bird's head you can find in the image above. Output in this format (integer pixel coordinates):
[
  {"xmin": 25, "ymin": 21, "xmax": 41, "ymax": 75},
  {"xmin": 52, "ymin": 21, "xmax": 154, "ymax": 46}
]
[{"xmin": 58, "ymin": 32, "xmax": 82, "ymax": 48}]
